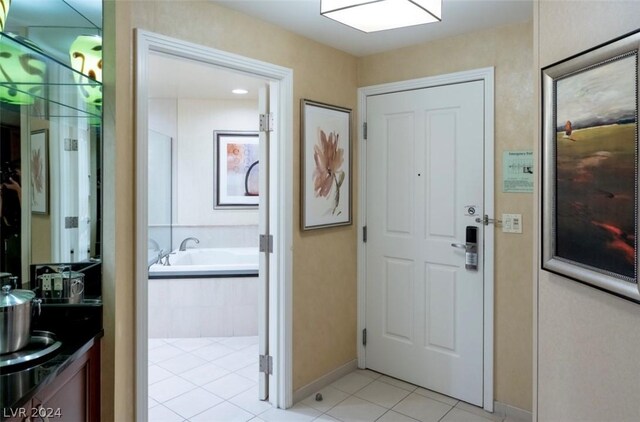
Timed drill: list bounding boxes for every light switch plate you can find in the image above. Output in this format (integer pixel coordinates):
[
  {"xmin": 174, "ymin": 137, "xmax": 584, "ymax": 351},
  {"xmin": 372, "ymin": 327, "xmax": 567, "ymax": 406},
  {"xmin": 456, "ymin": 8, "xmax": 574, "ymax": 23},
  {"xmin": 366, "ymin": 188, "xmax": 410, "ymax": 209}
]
[{"xmin": 502, "ymin": 213, "xmax": 523, "ymax": 233}]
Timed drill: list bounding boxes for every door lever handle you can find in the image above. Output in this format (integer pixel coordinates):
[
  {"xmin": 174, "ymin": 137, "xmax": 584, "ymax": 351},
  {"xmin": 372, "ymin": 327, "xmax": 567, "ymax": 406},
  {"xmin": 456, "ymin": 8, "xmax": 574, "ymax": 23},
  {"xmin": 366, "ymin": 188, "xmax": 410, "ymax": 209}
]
[{"xmin": 451, "ymin": 243, "xmax": 466, "ymax": 249}]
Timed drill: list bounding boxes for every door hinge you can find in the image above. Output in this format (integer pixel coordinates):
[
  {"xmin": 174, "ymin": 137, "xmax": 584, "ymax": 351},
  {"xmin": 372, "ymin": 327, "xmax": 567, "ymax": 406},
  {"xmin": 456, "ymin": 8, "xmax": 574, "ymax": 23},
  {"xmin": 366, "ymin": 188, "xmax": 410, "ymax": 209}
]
[
  {"xmin": 362, "ymin": 226, "xmax": 367, "ymax": 243},
  {"xmin": 362, "ymin": 328, "xmax": 367, "ymax": 346},
  {"xmin": 363, "ymin": 122, "xmax": 367, "ymax": 140},
  {"xmin": 65, "ymin": 217, "xmax": 79, "ymax": 229},
  {"xmin": 259, "ymin": 113, "xmax": 274, "ymax": 132},
  {"xmin": 259, "ymin": 354, "xmax": 273, "ymax": 375},
  {"xmin": 64, "ymin": 138, "xmax": 78, "ymax": 151},
  {"xmin": 259, "ymin": 234, "xmax": 273, "ymax": 253}
]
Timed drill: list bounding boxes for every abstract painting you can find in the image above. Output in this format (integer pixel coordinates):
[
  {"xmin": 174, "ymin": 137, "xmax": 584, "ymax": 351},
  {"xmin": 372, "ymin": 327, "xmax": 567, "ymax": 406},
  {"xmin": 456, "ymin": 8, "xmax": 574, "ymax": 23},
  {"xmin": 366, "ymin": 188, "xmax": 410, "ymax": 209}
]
[
  {"xmin": 30, "ymin": 129, "xmax": 48, "ymax": 214},
  {"xmin": 542, "ymin": 29, "xmax": 640, "ymax": 301},
  {"xmin": 301, "ymin": 99, "xmax": 352, "ymax": 230},
  {"xmin": 214, "ymin": 131, "xmax": 259, "ymax": 208}
]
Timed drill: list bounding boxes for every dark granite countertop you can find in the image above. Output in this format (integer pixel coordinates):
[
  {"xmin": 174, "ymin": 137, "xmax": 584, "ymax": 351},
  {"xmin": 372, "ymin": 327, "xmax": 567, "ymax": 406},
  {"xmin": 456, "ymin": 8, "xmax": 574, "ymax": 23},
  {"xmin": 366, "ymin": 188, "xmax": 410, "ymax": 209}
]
[{"xmin": 0, "ymin": 301, "xmax": 103, "ymax": 417}]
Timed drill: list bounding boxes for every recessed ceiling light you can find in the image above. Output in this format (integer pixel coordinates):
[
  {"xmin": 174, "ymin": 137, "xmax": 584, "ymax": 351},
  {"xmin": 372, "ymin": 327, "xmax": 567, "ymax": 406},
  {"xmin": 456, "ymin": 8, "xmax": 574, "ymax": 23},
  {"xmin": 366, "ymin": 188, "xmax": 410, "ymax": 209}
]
[{"xmin": 232, "ymin": 88, "xmax": 249, "ymax": 95}]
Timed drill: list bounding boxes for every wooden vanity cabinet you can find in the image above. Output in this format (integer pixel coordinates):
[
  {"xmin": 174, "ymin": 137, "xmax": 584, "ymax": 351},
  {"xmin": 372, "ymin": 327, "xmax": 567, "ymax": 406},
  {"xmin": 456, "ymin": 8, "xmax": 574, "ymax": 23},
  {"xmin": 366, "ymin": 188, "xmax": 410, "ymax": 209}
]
[
  {"xmin": 5, "ymin": 340, "xmax": 101, "ymax": 422},
  {"xmin": 34, "ymin": 340, "xmax": 100, "ymax": 422}
]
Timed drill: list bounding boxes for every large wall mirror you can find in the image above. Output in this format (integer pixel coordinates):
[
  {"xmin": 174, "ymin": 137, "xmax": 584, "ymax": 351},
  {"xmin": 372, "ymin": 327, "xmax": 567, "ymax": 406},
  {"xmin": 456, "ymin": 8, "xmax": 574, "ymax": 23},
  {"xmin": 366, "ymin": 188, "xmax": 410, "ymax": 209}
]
[{"xmin": 0, "ymin": 0, "xmax": 102, "ymax": 286}]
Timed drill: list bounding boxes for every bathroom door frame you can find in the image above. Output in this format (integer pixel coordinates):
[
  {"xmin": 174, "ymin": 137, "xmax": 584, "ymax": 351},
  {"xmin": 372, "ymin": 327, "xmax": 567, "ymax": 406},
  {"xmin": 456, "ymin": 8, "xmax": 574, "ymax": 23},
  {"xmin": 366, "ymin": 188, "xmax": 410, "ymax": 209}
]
[{"xmin": 134, "ymin": 29, "xmax": 294, "ymax": 421}]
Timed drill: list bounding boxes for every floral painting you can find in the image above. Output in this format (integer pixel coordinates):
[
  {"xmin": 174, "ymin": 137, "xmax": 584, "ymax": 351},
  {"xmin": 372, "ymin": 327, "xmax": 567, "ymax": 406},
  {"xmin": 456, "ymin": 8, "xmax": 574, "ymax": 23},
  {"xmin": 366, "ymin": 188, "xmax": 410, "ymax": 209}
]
[
  {"xmin": 214, "ymin": 132, "xmax": 259, "ymax": 208},
  {"xmin": 30, "ymin": 130, "xmax": 48, "ymax": 214},
  {"xmin": 302, "ymin": 99, "xmax": 351, "ymax": 230},
  {"xmin": 542, "ymin": 29, "xmax": 640, "ymax": 302}
]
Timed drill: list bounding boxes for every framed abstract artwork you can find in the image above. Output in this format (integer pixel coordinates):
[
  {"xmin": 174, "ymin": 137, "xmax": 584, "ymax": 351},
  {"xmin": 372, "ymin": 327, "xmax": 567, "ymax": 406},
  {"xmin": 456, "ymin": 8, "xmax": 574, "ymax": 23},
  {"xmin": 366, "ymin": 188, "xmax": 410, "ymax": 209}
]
[
  {"xmin": 301, "ymin": 99, "xmax": 352, "ymax": 230},
  {"xmin": 30, "ymin": 129, "xmax": 49, "ymax": 215},
  {"xmin": 541, "ymin": 29, "xmax": 640, "ymax": 301},
  {"xmin": 214, "ymin": 131, "xmax": 259, "ymax": 209}
]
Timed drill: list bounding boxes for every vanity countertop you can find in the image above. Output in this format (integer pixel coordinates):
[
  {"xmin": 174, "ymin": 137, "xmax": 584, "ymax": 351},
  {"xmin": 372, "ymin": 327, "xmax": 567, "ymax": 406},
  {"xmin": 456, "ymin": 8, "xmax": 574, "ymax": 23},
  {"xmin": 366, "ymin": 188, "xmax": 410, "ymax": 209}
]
[{"xmin": 0, "ymin": 301, "xmax": 103, "ymax": 414}]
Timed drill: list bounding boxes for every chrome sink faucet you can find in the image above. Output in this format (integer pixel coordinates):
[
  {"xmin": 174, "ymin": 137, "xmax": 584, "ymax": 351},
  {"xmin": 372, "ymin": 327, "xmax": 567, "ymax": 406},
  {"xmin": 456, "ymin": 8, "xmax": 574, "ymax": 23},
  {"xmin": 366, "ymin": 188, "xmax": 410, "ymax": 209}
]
[{"xmin": 179, "ymin": 237, "xmax": 200, "ymax": 251}]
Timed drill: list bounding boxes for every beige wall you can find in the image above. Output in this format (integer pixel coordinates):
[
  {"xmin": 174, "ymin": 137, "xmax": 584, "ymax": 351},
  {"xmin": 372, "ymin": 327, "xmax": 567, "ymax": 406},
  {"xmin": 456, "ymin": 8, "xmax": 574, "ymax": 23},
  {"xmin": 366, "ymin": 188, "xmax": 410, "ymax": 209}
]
[
  {"xmin": 535, "ymin": 2, "xmax": 640, "ymax": 421},
  {"xmin": 358, "ymin": 21, "xmax": 535, "ymax": 411},
  {"xmin": 103, "ymin": 1, "xmax": 358, "ymax": 420}
]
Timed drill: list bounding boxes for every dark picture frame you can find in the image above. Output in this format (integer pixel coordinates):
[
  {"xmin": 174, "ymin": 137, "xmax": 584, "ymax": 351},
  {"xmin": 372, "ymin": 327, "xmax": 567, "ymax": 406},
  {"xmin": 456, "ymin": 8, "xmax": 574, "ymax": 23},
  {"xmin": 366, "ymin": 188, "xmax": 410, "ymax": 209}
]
[
  {"xmin": 30, "ymin": 129, "xmax": 49, "ymax": 215},
  {"xmin": 541, "ymin": 29, "xmax": 640, "ymax": 301},
  {"xmin": 301, "ymin": 99, "xmax": 352, "ymax": 230},
  {"xmin": 213, "ymin": 131, "xmax": 259, "ymax": 209}
]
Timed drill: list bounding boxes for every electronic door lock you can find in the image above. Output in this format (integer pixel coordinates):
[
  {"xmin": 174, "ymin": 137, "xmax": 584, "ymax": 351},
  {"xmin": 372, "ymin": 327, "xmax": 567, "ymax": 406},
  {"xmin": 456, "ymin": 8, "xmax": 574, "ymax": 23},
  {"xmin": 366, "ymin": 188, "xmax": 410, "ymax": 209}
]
[{"xmin": 451, "ymin": 226, "xmax": 478, "ymax": 271}]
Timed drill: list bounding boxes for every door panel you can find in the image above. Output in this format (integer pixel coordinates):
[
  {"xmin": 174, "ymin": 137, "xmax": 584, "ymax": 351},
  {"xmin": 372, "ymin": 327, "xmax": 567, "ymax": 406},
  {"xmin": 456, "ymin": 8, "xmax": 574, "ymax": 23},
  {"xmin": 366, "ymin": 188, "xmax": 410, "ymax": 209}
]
[
  {"xmin": 258, "ymin": 85, "xmax": 269, "ymax": 401},
  {"xmin": 385, "ymin": 113, "xmax": 414, "ymax": 235},
  {"xmin": 384, "ymin": 258, "xmax": 414, "ymax": 343},
  {"xmin": 426, "ymin": 264, "xmax": 456, "ymax": 351},
  {"xmin": 365, "ymin": 81, "xmax": 484, "ymax": 406},
  {"xmin": 426, "ymin": 110, "xmax": 457, "ymax": 237}
]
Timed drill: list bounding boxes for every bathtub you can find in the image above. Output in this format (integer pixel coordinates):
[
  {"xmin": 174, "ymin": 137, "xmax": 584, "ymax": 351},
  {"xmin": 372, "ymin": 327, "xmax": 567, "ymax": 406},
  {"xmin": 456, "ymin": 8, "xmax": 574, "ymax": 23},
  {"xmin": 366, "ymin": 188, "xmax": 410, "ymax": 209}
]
[{"xmin": 149, "ymin": 247, "xmax": 259, "ymax": 278}]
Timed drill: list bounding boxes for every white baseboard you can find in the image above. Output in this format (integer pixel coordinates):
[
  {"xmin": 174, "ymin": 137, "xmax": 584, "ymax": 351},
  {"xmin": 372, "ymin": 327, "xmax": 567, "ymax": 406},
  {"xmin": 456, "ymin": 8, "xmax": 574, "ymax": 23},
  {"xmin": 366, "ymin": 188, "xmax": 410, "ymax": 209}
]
[
  {"xmin": 494, "ymin": 401, "xmax": 533, "ymax": 422},
  {"xmin": 292, "ymin": 359, "xmax": 358, "ymax": 404}
]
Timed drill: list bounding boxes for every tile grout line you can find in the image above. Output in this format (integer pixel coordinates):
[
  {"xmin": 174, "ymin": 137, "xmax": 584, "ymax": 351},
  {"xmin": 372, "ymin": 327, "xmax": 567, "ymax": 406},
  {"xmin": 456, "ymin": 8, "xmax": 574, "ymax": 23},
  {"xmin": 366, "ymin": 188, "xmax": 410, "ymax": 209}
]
[
  {"xmin": 150, "ymin": 338, "xmax": 262, "ymax": 422},
  {"xmin": 437, "ymin": 405, "xmax": 456, "ymax": 422}
]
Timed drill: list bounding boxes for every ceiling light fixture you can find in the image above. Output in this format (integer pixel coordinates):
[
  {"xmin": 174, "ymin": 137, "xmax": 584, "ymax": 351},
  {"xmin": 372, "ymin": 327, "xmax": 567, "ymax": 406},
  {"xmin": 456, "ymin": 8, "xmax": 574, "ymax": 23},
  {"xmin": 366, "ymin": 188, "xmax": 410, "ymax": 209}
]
[
  {"xmin": 0, "ymin": 34, "xmax": 47, "ymax": 105},
  {"xmin": 0, "ymin": 0, "xmax": 10, "ymax": 32},
  {"xmin": 69, "ymin": 34, "xmax": 102, "ymax": 107},
  {"xmin": 321, "ymin": 0, "xmax": 441, "ymax": 33},
  {"xmin": 232, "ymin": 88, "xmax": 249, "ymax": 95}
]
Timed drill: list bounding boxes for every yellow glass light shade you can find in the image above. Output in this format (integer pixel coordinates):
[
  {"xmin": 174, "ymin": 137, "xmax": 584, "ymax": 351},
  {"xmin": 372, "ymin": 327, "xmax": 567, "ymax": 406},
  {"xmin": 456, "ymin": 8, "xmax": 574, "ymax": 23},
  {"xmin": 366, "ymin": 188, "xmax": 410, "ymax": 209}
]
[
  {"xmin": 321, "ymin": 0, "xmax": 441, "ymax": 32},
  {"xmin": 0, "ymin": 0, "xmax": 10, "ymax": 32},
  {"xmin": 0, "ymin": 33, "xmax": 47, "ymax": 105},
  {"xmin": 69, "ymin": 34, "xmax": 102, "ymax": 106}
]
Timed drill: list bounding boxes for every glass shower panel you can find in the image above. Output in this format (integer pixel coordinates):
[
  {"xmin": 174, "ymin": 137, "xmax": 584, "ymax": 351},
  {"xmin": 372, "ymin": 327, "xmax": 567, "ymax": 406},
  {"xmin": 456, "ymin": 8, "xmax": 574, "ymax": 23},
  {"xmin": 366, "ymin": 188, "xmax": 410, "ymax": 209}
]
[{"xmin": 148, "ymin": 130, "xmax": 172, "ymax": 265}]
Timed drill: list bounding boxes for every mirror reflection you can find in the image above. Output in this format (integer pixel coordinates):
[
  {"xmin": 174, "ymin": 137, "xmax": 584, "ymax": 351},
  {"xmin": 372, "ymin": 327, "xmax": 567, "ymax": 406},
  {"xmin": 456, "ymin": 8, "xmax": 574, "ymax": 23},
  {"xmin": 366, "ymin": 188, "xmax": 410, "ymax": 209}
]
[{"xmin": 0, "ymin": 0, "xmax": 102, "ymax": 285}]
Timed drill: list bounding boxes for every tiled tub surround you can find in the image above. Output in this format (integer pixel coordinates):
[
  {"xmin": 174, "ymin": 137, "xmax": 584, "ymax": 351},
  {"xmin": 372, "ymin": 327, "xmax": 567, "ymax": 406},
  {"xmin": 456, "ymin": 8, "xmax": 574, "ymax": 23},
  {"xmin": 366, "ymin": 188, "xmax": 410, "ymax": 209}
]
[
  {"xmin": 171, "ymin": 225, "xmax": 259, "ymax": 250},
  {"xmin": 149, "ymin": 277, "xmax": 258, "ymax": 338}
]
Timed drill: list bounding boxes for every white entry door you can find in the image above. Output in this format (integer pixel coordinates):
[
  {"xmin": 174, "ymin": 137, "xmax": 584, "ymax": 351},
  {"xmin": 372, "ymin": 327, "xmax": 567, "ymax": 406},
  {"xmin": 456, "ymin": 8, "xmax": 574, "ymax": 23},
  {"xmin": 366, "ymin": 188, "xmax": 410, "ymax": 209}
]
[{"xmin": 365, "ymin": 80, "xmax": 485, "ymax": 406}]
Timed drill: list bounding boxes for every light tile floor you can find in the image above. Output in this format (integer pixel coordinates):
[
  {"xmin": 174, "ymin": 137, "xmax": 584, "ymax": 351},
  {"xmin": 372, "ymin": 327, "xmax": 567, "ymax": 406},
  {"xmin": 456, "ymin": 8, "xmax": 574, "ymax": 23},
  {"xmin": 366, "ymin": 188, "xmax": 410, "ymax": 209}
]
[{"xmin": 149, "ymin": 337, "xmax": 513, "ymax": 422}]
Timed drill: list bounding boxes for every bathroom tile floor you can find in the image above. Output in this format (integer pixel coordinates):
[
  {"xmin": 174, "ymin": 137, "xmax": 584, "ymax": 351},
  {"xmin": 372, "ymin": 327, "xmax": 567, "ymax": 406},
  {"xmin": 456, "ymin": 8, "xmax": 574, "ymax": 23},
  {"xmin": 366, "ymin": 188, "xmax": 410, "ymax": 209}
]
[{"xmin": 148, "ymin": 337, "xmax": 514, "ymax": 422}]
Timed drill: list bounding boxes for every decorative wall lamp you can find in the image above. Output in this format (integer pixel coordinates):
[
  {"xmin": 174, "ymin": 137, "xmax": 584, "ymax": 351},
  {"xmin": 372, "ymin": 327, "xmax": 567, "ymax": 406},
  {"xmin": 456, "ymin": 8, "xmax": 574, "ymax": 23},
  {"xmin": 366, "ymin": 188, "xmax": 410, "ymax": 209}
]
[
  {"xmin": 320, "ymin": 0, "xmax": 441, "ymax": 32},
  {"xmin": 0, "ymin": 34, "xmax": 47, "ymax": 105},
  {"xmin": 0, "ymin": 0, "xmax": 10, "ymax": 32},
  {"xmin": 69, "ymin": 34, "xmax": 102, "ymax": 107}
]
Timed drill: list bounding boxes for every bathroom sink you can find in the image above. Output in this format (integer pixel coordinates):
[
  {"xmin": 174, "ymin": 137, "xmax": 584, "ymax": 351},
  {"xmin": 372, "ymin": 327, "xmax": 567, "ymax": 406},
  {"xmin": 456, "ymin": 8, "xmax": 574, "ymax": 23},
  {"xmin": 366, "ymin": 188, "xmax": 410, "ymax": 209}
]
[{"xmin": 0, "ymin": 331, "xmax": 62, "ymax": 372}]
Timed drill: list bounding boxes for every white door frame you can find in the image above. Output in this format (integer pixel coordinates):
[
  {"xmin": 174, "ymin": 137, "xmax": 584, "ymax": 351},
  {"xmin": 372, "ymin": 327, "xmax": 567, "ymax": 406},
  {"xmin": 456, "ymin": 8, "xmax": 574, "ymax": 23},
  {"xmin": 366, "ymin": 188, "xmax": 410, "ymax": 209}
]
[
  {"xmin": 134, "ymin": 29, "xmax": 294, "ymax": 421},
  {"xmin": 357, "ymin": 67, "xmax": 495, "ymax": 412}
]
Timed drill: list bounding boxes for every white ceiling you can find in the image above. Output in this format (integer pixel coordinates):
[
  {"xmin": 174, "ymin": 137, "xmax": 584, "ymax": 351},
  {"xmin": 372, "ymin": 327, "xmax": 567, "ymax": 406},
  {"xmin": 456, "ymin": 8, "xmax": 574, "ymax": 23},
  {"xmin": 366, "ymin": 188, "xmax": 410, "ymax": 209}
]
[
  {"xmin": 5, "ymin": 0, "xmax": 532, "ymax": 98},
  {"xmin": 149, "ymin": 53, "xmax": 266, "ymax": 100},
  {"xmin": 213, "ymin": 0, "xmax": 533, "ymax": 57}
]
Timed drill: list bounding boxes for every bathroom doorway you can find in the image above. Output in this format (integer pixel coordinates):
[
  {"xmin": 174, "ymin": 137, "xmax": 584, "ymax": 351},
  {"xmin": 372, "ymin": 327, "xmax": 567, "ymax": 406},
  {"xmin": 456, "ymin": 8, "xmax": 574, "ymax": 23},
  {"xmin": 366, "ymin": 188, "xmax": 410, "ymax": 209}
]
[{"xmin": 135, "ymin": 30, "xmax": 293, "ymax": 421}]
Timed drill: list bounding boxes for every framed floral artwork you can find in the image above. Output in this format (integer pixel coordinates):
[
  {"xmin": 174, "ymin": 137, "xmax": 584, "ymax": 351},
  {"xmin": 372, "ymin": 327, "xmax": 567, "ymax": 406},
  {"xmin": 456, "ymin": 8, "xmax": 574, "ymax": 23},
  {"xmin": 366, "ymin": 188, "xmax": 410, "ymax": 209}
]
[
  {"xmin": 214, "ymin": 131, "xmax": 259, "ymax": 209},
  {"xmin": 301, "ymin": 99, "xmax": 352, "ymax": 230},
  {"xmin": 30, "ymin": 129, "xmax": 49, "ymax": 215},
  {"xmin": 541, "ymin": 29, "xmax": 640, "ymax": 302}
]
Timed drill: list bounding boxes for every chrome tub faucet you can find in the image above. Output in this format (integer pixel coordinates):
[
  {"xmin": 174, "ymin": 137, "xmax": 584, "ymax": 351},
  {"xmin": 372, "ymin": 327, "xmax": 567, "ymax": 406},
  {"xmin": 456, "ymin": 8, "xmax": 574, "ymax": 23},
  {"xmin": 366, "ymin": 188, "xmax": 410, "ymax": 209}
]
[{"xmin": 179, "ymin": 237, "xmax": 200, "ymax": 251}]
